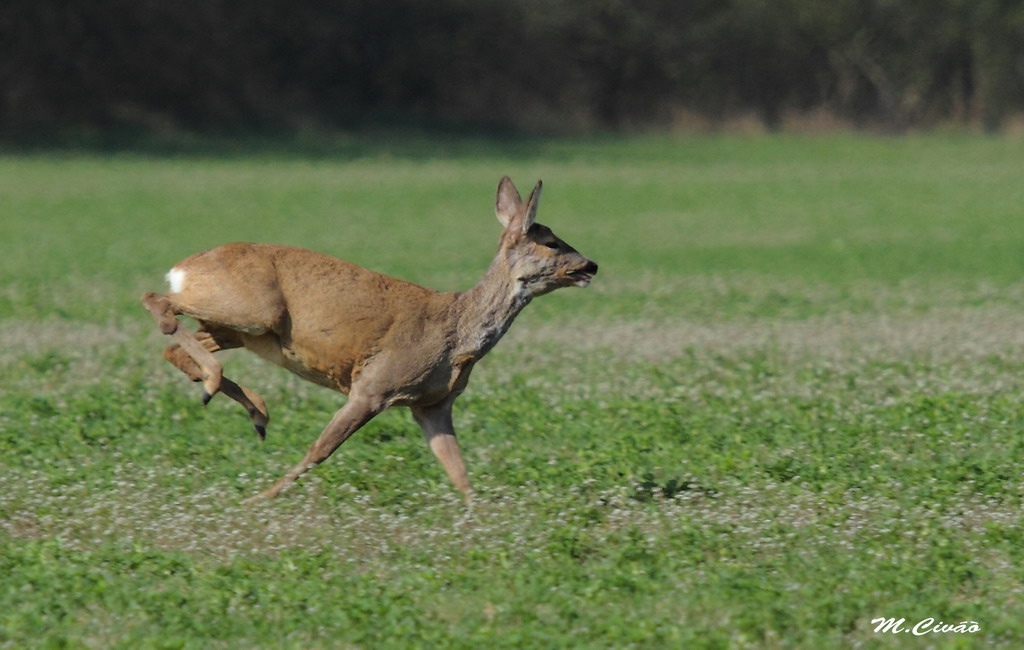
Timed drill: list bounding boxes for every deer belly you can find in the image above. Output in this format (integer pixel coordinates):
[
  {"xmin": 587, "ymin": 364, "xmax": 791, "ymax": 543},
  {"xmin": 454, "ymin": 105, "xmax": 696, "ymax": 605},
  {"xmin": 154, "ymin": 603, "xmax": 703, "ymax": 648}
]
[{"xmin": 241, "ymin": 332, "xmax": 353, "ymax": 393}]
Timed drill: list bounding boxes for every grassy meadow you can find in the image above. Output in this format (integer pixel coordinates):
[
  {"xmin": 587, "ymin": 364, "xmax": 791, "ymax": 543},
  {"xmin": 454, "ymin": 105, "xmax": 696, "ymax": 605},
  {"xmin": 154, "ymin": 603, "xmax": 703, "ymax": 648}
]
[{"xmin": 1, "ymin": 134, "xmax": 1024, "ymax": 647}]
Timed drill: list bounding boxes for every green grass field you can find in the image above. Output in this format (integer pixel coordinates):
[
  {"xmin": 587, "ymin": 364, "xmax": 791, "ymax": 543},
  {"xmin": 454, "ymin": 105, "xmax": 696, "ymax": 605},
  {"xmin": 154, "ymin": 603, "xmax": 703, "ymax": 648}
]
[{"xmin": 2, "ymin": 134, "xmax": 1023, "ymax": 648}]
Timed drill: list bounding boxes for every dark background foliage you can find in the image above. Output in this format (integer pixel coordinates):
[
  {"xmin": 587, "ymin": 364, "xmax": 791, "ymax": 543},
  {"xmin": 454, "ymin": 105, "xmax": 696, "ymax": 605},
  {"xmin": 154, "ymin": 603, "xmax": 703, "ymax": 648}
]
[{"xmin": 4, "ymin": 0, "xmax": 1024, "ymax": 139}]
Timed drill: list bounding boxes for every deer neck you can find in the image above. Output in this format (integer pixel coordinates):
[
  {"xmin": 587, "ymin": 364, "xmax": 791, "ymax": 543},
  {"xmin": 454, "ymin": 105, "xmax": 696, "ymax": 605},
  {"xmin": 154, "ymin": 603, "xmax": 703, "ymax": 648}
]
[{"xmin": 453, "ymin": 255, "xmax": 531, "ymax": 360}]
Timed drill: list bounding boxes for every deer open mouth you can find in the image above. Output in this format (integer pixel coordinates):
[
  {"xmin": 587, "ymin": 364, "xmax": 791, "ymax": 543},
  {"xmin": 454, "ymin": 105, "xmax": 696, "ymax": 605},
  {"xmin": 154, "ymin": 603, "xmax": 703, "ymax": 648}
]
[
  {"xmin": 566, "ymin": 269, "xmax": 594, "ymax": 287},
  {"xmin": 565, "ymin": 260, "xmax": 598, "ymax": 287}
]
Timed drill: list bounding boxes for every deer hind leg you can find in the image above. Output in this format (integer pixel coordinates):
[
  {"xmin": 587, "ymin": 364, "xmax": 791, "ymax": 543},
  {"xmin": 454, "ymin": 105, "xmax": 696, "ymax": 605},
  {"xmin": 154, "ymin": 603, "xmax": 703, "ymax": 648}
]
[
  {"xmin": 143, "ymin": 292, "xmax": 224, "ymax": 402},
  {"xmin": 162, "ymin": 328, "xmax": 270, "ymax": 440}
]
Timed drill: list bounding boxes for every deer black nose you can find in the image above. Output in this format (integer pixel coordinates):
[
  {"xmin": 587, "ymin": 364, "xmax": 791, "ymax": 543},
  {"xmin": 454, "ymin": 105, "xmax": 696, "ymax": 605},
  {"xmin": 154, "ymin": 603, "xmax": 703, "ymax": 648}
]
[{"xmin": 583, "ymin": 260, "xmax": 598, "ymax": 275}]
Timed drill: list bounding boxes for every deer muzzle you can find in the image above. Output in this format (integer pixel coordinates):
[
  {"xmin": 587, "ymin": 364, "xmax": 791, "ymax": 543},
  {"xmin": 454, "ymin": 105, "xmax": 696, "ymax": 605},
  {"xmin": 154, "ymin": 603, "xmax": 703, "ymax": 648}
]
[{"xmin": 566, "ymin": 259, "xmax": 598, "ymax": 287}]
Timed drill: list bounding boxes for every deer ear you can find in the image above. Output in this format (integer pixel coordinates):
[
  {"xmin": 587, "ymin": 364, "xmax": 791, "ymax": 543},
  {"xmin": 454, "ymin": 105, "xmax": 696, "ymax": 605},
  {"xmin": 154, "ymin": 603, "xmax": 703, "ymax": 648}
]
[
  {"xmin": 495, "ymin": 176, "xmax": 522, "ymax": 228},
  {"xmin": 522, "ymin": 180, "xmax": 542, "ymax": 233}
]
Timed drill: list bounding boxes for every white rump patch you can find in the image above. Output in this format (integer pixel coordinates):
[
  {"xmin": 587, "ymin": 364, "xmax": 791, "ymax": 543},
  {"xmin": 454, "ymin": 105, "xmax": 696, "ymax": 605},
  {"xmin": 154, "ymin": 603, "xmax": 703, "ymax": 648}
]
[{"xmin": 166, "ymin": 268, "xmax": 186, "ymax": 294}]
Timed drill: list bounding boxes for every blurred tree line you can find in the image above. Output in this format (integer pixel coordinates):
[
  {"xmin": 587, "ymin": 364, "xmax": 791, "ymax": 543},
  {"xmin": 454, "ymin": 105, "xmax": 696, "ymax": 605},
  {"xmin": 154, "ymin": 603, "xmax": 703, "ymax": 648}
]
[{"xmin": 3, "ymin": 0, "xmax": 1024, "ymax": 138}]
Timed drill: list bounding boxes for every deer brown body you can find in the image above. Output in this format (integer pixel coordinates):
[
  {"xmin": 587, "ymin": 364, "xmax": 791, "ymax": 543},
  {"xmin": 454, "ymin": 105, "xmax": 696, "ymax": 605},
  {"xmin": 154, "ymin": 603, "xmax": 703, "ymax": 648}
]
[{"xmin": 142, "ymin": 177, "xmax": 597, "ymax": 504}]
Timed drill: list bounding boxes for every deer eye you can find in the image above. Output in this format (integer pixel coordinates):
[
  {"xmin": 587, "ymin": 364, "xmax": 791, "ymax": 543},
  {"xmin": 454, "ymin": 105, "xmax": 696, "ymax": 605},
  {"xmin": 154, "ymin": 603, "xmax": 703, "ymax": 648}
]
[{"xmin": 543, "ymin": 240, "xmax": 560, "ymax": 250}]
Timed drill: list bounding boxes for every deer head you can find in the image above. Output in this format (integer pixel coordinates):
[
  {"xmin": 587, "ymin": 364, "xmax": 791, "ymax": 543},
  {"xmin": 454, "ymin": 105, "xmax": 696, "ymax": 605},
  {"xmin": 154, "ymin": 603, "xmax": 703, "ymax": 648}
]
[{"xmin": 494, "ymin": 176, "xmax": 599, "ymax": 297}]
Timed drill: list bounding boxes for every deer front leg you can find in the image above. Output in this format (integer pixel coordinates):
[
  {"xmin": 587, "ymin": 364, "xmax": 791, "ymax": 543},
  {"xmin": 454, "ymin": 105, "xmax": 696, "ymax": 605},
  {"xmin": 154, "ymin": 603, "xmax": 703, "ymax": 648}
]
[
  {"xmin": 244, "ymin": 395, "xmax": 381, "ymax": 504},
  {"xmin": 411, "ymin": 402, "xmax": 473, "ymax": 505}
]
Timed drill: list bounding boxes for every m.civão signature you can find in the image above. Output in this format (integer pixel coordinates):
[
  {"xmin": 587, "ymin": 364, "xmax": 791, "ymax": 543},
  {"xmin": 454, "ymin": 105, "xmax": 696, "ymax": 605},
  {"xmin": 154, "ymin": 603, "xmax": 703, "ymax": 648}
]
[{"xmin": 871, "ymin": 617, "xmax": 980, "ymax": 635}]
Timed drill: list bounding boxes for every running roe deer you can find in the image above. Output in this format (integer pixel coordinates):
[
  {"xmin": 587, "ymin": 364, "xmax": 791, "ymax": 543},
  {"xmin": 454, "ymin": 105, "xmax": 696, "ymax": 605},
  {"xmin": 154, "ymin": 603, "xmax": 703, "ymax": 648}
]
[{"xmin": 142, "ymin": 177, "xmax": 597, "ymax": 504}]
